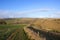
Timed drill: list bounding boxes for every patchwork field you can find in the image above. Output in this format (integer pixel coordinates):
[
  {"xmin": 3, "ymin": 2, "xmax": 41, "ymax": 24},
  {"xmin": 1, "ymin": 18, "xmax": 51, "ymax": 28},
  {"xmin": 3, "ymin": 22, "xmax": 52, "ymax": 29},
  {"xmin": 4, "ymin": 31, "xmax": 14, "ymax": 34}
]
[
  {"xmin": 0, "ymin": 18, "xmax": 60, "ymax": 40},
  {"xmin": 0, "ymin": 24, "xmax": 29, "ymax": 40}
]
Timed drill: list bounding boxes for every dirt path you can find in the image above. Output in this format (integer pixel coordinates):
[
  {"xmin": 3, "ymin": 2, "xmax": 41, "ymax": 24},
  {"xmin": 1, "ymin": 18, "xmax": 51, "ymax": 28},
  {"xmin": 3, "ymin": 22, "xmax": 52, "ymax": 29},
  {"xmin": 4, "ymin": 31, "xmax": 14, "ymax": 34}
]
[
  {"xmin": 27, "ymin": 27, "xmax": 60, "ymax": 40},
  {"xmin": 24, "ymin": 27, "xmax": 45, "ymax": 40}
]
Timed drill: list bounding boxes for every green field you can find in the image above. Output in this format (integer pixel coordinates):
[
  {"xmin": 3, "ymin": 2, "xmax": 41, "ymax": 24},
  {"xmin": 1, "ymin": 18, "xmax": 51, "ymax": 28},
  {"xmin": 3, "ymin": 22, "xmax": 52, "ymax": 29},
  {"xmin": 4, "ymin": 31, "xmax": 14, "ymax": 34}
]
[{"xmin": 0, "ymin": 24, "xmax": 29, "ymax": 40}]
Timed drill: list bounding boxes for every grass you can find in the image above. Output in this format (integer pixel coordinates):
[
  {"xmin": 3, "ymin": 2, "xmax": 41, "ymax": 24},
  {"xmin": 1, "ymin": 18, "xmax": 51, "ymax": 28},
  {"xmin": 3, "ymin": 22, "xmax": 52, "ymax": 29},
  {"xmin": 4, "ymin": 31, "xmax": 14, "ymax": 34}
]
[
  {"xmin": 0, "ymin": 18, "xmax": 60, "ymax": 40},
  {"xmin": 0, "ymin": 24, "xmax": 29, "ymax": 40}
]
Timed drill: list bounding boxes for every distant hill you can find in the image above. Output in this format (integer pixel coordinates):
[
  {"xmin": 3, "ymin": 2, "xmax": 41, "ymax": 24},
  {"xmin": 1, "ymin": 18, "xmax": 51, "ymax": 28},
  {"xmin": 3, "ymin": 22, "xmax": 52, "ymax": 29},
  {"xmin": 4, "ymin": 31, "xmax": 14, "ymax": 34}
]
[{"xmin": 0, "ymin": 18, "xmax": 60, "ymax": 32}]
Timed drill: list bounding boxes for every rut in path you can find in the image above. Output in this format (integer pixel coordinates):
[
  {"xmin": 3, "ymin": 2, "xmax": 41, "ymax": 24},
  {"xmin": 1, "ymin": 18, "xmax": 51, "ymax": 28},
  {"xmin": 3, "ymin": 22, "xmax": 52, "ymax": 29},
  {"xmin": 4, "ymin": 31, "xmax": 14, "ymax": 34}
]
[
  {"xmin": 24, "ymin": 27, "xmax": 45, "ymax": 40},
  {"xmin": 7, "ymin": 27, "xmax": 29, "ymax": 40},
  {"xmin": 7, "ymin": 29, "xmax": 19, "ymax": 40}
]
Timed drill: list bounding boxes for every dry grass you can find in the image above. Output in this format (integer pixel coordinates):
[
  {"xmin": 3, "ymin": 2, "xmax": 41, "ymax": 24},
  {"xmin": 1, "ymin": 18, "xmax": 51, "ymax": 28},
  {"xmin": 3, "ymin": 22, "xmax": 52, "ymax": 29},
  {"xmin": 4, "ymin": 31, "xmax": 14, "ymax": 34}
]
[
  {"xmin": 33, "ymin": 18, "xmax": 60, "ymax": 32},
  {"xmin": 1, "ymin": 18, "xmax": 60, "ymax": 31}
]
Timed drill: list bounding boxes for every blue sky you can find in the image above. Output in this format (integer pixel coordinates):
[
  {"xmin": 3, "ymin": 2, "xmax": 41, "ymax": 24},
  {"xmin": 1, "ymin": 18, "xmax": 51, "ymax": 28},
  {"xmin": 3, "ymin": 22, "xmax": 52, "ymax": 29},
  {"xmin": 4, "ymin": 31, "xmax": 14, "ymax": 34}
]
[{"xmin": 0, "ymin": 0, "xmax": 60, "ymax": 18}]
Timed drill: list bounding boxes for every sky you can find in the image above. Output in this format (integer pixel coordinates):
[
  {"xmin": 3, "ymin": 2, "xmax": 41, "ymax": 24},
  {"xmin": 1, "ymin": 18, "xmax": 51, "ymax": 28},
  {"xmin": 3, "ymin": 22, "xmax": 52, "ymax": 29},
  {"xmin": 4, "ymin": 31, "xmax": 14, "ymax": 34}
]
[{"xmin": 0, "ymin": 0, "xmax": 60, "ymax": 18}]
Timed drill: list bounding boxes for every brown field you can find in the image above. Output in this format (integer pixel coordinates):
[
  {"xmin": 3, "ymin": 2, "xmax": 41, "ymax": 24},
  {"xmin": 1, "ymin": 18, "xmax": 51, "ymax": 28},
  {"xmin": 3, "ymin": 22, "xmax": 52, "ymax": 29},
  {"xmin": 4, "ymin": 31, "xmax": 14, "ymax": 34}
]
[
  {"xmin": 33, "ymin": 18, "xmax": 60, "ymax": 32},
  {"xmin": 0, "ymin": 18, "xmax": 60, "ymax": 40}
]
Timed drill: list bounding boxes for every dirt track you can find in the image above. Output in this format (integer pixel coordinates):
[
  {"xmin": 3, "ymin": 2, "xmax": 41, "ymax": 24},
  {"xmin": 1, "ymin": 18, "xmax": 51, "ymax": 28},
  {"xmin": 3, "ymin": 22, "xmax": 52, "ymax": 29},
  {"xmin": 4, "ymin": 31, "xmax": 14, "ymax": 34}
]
[{"xmin": 24, "ymin": 27, "xmax": 60, "ymax": 40}]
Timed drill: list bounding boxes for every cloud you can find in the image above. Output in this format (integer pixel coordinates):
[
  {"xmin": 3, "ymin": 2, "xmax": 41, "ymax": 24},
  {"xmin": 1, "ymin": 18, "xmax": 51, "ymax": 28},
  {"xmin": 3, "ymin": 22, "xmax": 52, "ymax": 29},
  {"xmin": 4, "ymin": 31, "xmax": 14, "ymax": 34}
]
[
  {"xmin": 0, "ymin": 8, "xmax": 57, "ymax": 18},
  {"xmin": 53, "ymin": 11, "xmax": 60, "ymax": 18},
  {"xmin": 55, "ymin": 12, "xmax": 60, "ymax": 15},
  {"xmin": 17, "ymin": 8, "xmax": 55, "ymax": 14}
]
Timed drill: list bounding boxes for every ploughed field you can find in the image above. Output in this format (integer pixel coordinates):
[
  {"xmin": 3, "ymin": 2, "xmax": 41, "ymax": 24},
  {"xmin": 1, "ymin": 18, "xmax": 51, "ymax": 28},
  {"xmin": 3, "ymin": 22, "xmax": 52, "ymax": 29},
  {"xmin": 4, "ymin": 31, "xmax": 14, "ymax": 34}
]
[{"xmin": 0, "ymin": 24, "xmax": 29, "ymax": 40}]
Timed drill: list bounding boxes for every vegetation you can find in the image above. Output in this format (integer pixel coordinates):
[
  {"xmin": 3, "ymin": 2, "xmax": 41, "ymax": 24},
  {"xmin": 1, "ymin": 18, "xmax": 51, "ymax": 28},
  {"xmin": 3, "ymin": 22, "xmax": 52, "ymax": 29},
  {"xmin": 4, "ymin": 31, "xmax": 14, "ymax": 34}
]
[
  {"xmin": 0, "ymin": 20, "xmax": 7, "ymax": 24},
  {"xmin": 0, "ymin": 24, "xmax": 29, "ymax": 40},
  {"xmin": 0, "ymin": 18, "xmax": 60, "ymax": 40}
]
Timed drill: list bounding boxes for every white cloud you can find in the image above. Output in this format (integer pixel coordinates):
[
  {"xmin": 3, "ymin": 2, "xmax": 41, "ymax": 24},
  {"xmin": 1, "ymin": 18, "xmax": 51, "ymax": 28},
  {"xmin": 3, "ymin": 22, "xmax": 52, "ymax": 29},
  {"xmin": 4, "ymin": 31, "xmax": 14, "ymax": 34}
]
[
  {"xmin": 0, "ymin": 8, "xmax": 57, "ymax": 18},
  {"xmin": 17, "ymin": 8, "xmax": 55, "ymax": 14},
  {"xmin": 53, "ymin": 11, "xmax": 60, "ymax": 18},
  {"xmin": 55, "ymin": 12, "xmax": 60, "ymax": 15}
]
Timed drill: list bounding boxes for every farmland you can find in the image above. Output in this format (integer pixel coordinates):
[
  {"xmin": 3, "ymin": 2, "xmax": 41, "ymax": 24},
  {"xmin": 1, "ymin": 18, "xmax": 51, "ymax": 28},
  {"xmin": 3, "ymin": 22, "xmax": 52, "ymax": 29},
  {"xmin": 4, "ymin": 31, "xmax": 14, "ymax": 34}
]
[
  {"xmin": 0, "ymin": 24, "xmax": 29, "ymax": 40},
  {"xmin": 0, "ymin": 18, "xmax": 60, "ymax": 40}
]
